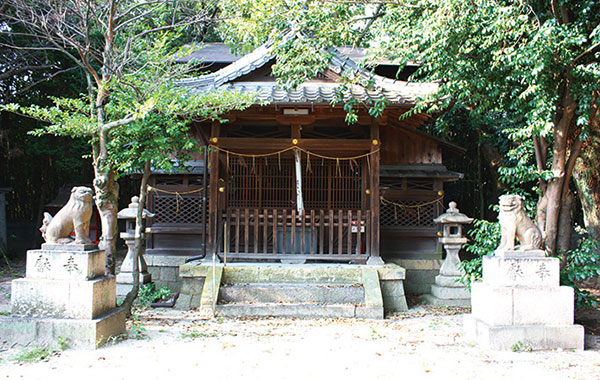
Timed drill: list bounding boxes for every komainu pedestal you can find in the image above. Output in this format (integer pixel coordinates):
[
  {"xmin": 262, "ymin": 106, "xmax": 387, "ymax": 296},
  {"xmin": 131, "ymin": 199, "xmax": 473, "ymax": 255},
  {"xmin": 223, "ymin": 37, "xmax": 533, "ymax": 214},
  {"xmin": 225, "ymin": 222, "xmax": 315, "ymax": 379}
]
[
  {"xmin": 0, "ymin": 244, "xmax": 126, "ymax": 349},
  {"xmin": 464, "ymin": 251, "xmax": 584, "ymax": 350}
]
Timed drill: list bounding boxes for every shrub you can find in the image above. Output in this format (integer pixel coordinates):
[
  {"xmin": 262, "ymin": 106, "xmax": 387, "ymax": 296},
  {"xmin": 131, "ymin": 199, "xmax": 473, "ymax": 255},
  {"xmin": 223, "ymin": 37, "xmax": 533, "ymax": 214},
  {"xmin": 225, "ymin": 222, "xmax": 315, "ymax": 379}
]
[
  {"xmin": 137, "ymin": 283, "xmax": 173, "ymax": 308},
  {"xmin": 558, "ymin": 238, "xmax": 600, "ymax": 309}
]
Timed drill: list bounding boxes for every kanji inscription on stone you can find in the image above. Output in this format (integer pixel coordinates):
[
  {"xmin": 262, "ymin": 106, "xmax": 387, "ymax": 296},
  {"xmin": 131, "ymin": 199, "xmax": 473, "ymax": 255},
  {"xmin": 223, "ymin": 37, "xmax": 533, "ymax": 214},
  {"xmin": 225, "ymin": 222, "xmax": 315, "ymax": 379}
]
[
  {"xmin": 536, "ymin": 262, "xmax": 550, "ymax": 280},
  {"xmin": 35, "ymin": 255, "xmax": 51, "ymax": 272},
  {"xmin": 64, "ymin": 255, "xmax": 80, "ymax": 274},
  {"xmin": 507, "ymin": 261, "xmax": 524, "ymax": 281}
]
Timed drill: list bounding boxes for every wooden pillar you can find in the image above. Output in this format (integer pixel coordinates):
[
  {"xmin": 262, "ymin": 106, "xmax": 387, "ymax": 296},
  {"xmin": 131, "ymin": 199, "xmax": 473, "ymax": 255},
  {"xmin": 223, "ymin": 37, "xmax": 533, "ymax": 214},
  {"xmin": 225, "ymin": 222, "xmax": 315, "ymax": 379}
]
[
  {"xmin": 433, "ymin": 179, "xmax": 444, "ymax": 259},
  {"xmin": 367, "ymin": 119, "xmax": 384, "ymax": 265},
  {"xmin": 207, "ymin": 121, "xmax": 221, "ymax": 261}
]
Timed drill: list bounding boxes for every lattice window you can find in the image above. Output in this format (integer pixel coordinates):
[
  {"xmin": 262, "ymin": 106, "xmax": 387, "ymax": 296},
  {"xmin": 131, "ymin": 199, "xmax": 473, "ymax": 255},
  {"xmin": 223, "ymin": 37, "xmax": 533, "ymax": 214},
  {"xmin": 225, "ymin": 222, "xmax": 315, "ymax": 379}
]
[
  {"xmin": 153, "ymin": 194, "xmax": 204, "ymax": 224},
  {"xmin": 227, "ymin": 154, "xmax": 363, "ymax": 210},
  {"xmin": 228, "ymin": 157, "xmax": 294, "ymax": 208},
  {"xmin": 149, "ymin": 174, "xmax": 206, "ymax": 225},
  {"xmin": 380, "ymin": 200, "xmax": 437, "ymax": 228},
  {"xmin": 304, "ymin": 158, "xmax": 362, "ymax": 210}
]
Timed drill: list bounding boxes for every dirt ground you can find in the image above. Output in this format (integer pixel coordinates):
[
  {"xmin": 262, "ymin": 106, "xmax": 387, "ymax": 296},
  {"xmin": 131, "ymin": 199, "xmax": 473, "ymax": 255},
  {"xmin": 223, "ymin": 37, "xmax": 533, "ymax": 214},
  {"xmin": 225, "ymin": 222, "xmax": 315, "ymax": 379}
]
[{"xmin": 1, "ymin": 263, "xmax": 600, "ymax": 380}]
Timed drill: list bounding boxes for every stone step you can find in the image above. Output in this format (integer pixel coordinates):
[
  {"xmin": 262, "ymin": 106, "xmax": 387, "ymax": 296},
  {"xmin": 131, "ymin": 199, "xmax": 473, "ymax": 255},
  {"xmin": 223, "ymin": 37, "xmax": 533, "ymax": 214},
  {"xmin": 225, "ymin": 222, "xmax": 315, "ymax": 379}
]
[
  {"xmin": 216, "ymin": 303, "xmax": 369, "ymax": 319},
  {"xmin": 219, "ymin": 264, "xmax": 363, "ymax": 284},
  {"xmin": 219, "ymin": 283, "xmax": 364, "ymax": 305}
]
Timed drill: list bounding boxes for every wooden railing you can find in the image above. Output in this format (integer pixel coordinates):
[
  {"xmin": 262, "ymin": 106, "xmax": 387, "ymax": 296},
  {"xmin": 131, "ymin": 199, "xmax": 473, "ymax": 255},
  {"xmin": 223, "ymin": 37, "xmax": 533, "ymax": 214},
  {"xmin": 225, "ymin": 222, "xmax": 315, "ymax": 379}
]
[{"xmin": 221, "ymin": 208, "xmax": 371, "ymax": 262}]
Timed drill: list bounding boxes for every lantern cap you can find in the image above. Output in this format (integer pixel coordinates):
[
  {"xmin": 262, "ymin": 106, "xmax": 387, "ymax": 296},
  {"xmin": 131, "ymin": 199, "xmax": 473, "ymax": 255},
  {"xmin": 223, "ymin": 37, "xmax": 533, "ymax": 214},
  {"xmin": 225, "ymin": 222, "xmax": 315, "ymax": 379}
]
[
  {"xmin": 117, "ymin": 196, "xmax": 155, "ymax": 219},
  {"xmin": 433, "ymin": 201, "xmax": 473, "ymax": 225}
]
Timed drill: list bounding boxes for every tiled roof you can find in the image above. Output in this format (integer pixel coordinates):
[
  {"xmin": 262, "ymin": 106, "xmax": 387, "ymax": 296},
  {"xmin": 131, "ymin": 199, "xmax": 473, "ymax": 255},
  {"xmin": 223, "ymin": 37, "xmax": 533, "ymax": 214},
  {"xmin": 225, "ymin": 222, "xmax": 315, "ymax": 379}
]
[
  {"xmin": 179, "ymin": 35, "xmax": 437, "ymax": 105},
  {"xmin": 199, "ymin": 81, "xmax": 437, "ymax": 105}
]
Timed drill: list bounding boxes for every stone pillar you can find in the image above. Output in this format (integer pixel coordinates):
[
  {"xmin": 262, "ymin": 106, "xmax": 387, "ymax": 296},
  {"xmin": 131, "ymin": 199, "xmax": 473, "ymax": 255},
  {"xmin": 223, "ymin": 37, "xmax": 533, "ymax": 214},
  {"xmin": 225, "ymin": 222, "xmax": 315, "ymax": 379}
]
[
  {"xmin": 464, "ymin": 251, "xmax": 584, "ymax": 350},
  {"xmin": 0, "ymin": 244, "xmax": 126, "ymax": 349},
  {"xmin": 116, "ymin": 197, "xmax": 153, "ymax": 299},
  {"xmin": 115, "ymin": 233, "xmax": 152, "ymax": 299}
]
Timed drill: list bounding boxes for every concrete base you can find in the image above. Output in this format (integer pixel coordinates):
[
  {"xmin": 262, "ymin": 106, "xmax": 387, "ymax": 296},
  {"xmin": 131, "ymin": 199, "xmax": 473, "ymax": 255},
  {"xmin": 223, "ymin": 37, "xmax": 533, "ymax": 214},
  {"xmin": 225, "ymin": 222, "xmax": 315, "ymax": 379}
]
[
  {"xmin": 422, "ymin": 294, "xmax": 470, "ymax": 307},
  {"xmin": 0, "ymin": 307, "xmax": 126, "ymax": 349},
  {"xmin": 464, "ymin": 314, "xmax": 584, "ymax": 351},
  {"xmin": 216, "ymin": 303, "xmax": 380, "ymax": 319},
  {"xmin": 6, "ymin": 247, "xmax": 126, "ymax": 350},
  {"xmin": 464, "ymin": 255, "xmax": 584, "ymax": 351},
  {"xmin": 11, "ymin": 276, "xmax": 117, "ymax": 319},
  {"xmin": 431, "ymin": 284, "xmax": 471, "ymax": 299},
  {"xmin": 423, "ymin": 274, "xmax": 471, "ymax": 307},
  {"xmin": 145, "ymin": 254, "xmax": 187, "ymax": 292}
]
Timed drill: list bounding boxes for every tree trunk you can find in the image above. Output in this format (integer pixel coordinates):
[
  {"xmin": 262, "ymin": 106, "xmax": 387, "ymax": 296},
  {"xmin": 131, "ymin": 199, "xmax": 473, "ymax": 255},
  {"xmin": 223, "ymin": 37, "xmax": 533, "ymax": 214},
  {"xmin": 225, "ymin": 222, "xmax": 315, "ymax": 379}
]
[
  {"xmin": 573, "ymin": 159, "xmax": 600, "ymax": 239},
  {"xmin": 93, "ymin": 167, "xmax": 119, "ymax": 275},
  {"xmin": 543, "ymin": 87, "xmax": 577, "ymax": 255},
  {"xmin": 557, "ymin": 189, "xmax": 574, "ymax": 252}
]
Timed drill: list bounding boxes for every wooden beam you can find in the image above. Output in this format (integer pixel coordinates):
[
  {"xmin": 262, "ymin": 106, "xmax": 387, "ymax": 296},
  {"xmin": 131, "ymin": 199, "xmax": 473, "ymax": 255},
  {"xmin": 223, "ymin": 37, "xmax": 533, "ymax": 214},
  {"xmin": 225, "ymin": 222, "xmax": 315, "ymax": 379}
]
[
  {"xmin": 214, "ymin": 137, "xmax": 372, "ymax": 154},
  {"xmin": 276, "ymin": 114, "xmax": 316, "ymax": 125}
]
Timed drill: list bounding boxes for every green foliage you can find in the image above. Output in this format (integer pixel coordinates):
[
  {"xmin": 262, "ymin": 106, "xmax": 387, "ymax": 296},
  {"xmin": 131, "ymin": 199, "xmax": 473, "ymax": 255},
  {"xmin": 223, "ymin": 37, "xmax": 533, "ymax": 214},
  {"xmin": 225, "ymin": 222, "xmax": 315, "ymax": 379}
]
[
  {"xmin": 460, "ymin": 219, "xmax": 501, "ymax": 288},
  {"xmin": 558, "ymin": 238, "xmax": 600, "ymax": 309},
  {"xmin": 181, "ymin": 329, "xmax": 218, "ymax": 339},
  {"xmin": 56, "ymin": 336, "xmax": 69, "ymax": 351},
  {"xmin": 137, "ymin": 283, "xmax": 174, "ymax": 308},
  {"xmin": 511, "ymin": 341, "xmax": 533, "ymax": 353},
  {"xmin": 218, "ymin": 0, "xmax": 367, "ymax": 90},
  {"xmin": 12, "ymin": 346, "xmax": 55, "ymax": 363},
  {"xmin": 128, "ymin": 314, "xmax": 148, "ymax": 340},
  {"xmin": 2, "ymin": 35, "xmax": 256, "ymax": 183}
]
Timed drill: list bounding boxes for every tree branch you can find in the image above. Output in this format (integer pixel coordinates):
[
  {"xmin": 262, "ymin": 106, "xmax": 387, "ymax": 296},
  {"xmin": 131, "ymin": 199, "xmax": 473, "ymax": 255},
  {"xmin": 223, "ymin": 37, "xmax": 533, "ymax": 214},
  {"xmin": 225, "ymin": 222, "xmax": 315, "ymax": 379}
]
[
  {"xmin": 103, "ymin": 115, "xmax": 137, "ymax": 130},
  {"xmin": 573, "ymin": 41, "xmax": 600, "ymax": 63},
  {"xmin": 0, "ymin": 64, "xmax": 57, "ymax": 81},
  {"xmin": 9, "ymin": 66, "xmax": 78, "ymax": 99}
]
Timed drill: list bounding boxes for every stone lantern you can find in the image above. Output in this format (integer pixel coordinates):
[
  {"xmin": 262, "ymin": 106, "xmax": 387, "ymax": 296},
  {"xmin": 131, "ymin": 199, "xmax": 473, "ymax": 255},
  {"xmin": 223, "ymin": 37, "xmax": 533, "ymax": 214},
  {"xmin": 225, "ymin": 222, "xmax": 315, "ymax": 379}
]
[
  {"xmin": 424, "ymin": 201, "xmax": 473, "ymax": 306},
  {"xmin": 116, "ymin": 196, "xmax": 154, "ymax": 298}
]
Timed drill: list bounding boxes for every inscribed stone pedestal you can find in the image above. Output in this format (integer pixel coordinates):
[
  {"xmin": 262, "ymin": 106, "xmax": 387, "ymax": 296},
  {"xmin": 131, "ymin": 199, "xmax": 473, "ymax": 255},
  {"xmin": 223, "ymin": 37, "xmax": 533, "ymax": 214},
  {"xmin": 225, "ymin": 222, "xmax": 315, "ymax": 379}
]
[
  {"xmin": 464, "ymin": 252, "xmax": 584, "ymax": 351},
  {"xmin": 0, "ymin": 245, "xmax": 125, "ymax": 349}
]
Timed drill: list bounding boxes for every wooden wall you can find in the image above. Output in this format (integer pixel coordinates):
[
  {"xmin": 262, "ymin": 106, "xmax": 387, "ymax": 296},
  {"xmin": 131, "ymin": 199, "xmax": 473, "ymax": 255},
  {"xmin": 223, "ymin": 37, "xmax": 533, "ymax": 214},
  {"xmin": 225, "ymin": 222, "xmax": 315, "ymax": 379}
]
[{"xmin": 379, "ymin": 124, "xmax": 442, "ymax": 165}]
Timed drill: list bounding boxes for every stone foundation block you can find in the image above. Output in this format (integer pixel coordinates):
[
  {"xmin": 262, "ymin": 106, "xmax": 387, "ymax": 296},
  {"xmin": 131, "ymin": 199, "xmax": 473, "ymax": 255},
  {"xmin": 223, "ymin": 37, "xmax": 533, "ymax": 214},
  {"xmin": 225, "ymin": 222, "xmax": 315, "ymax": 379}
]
[
  {"xmin": 11, "ymin": 276, "xmax": 116, "ymax": 319},
  {"xmin": 422, "ymin": 294, "xmax": 470, "ymax": 307},
  {"xmin": 431, "ymin": 284, "xmax": 471, "ymax": 300},
  {"xmin": 174, "ymin": 293, "xmax": 192, "ymax": 310},
  {"xmin": 435, "ymin": 274, "xmax": 463, "ymax": 287},
  {"xmin": 116, "ymin": 272, "xmax": 152, "ymax": 286},
  {"xmin": 471, "ymin": 283, "xmax": 574, "ymax": 326},
  {"xmin": 464, "ymin": 314, "xmax": 584, "ymax": 351},
  {"xmin": 482, "ymin": 256, "xmax": 559, "ymax": 287},
  {"xmin": 160, "ymin": 267, "xmax": 178, "ymax": 282},
  {"xmin": 0, "ymin": 307, "xmax": 126, "ymax": 349},
  {"xmin": 355, "ymin": 305, "xmax": 384, "ymax": 319},
  {"xmin": 380, "ymin": 280, "xmax": 408, "ymax": 312},
  {"xmin": 26, "ymin": 249, "xmax": 105, "ymax": 281},
  {"xmin": 181, "ymin": 277, "xmax": 205, "ymax": 295}
]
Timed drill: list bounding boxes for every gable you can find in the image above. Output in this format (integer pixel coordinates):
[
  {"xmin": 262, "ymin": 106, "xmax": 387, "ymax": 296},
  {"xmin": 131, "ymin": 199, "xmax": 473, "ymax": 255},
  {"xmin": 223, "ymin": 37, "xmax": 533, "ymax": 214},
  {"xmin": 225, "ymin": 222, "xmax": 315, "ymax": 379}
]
[{"xmin": 178, "ymin": 34, "xmax": 438, "ymax": 107}]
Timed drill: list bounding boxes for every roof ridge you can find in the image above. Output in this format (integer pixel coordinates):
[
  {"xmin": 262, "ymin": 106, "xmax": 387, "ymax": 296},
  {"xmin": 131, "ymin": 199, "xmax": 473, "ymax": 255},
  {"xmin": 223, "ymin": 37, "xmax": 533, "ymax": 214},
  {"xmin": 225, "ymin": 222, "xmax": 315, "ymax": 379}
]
[{"xmin": 179, "ymin": 32, "xmax": 438, "ymax": 105}]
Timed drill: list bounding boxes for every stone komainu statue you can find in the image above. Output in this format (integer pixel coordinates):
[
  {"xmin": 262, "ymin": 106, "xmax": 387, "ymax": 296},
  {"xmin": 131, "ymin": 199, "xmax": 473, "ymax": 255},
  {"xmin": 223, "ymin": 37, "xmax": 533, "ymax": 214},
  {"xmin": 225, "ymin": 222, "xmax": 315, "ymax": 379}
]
[
  {"xmin": 40, "ymin": 186, "xmax": 94, "ymax": 244},
  {"xmin": 495, "ymin": 194, "xmax": 543, "ymax": 253}
]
